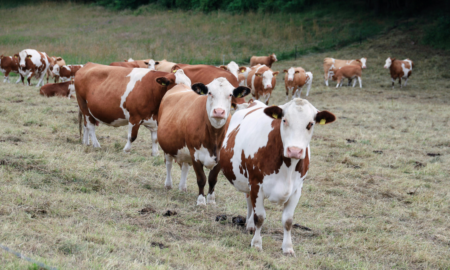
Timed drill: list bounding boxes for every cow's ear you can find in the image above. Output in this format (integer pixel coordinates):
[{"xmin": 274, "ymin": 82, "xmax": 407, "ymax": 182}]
[
  {"xmin": 144, "ymin": 61, "xmax": 149, "ymax": 65},
  {"xmin": 232, "ymin": 86, "xmax": 251, "ymax": 98},
  {"xmin": 390, "ymin": 58, "xmax": 396, "ymax": 62},
  {"xmin": 56, "ymin": 57, "xmax": 62, "ymax": 61},
  {"xmin": 239, "ymin": 66, "xmax": 246, "ymax": 73},
  {"xmin": 155, "ymin": 61, "xmax": 159, "ymax": 65},
  {"xmin": 124, "ymin": 59, "xmax": 128, "ymax": 62},
  {"xmin": 263, "ymin": 106, "xmax": 283, "ymax": 119},
  {"xmin": 273, "ymin": 71, "xmax": 279, "ymax": 77},
  {"xmin": 283, "ymin": 69, "xmax": 288, "ymax": 73},
  {"xmin": 295, "ymin": 70, "xmax": 300, "ymax": 74},
  {"xmin": 255, "ymin": 72, "xmax": 262, "ymax": 77},
  {"xmin": 315, "ymin": 111, "xmax": 336, "ymax": 125},
  {"xmin": 171, "ymin": 64, "xmax": 182, "ymax": 73},
  {"xmin": 219, "ymin": 65, "xmax": 228, "ymax": 71},
  {"xmin": 156, "ymin": 77, "xmax": 172, "ymax": 86},
  {"xmin": 192, "ymin": 83, "xmax": 208, "ymax": 95}
]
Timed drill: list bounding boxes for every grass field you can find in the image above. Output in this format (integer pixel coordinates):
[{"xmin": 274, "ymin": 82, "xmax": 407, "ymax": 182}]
[{"xmin": 1, "ymin": 3, "xmax": 450, "ymax": 270}]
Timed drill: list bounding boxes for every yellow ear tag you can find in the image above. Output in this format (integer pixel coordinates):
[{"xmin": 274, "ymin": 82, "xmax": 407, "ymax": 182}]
[
  {"xmin": 161, "ymin": 83, "xmax": 166, "ymax": 86},
  {"xmin": 237, "ymin": 93, "xmax": 242, "ymax": 98},
  {"xmin": 320, "ymin": 119, "xmax": 326, "ymax": 125},
  {"xmin": 172, "ymin": 70, "xmax": 177, "ymax": 73},
  {"xmin": 241, "ymin": 70, "xmax": 245, "ymax": 73},
  {"xmin": 272, "ymin": 114, "xmax": 278, "ymax": 119}
]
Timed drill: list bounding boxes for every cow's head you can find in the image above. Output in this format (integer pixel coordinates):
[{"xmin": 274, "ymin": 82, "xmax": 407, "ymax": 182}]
[
  {"xmin": 270, "ymin": 53, "xmax": 278, "ymax": 62},
  {"xmin": 18, "ymin": 50, "xmax": 31, "ymax": 68},
  {"xmin": 360, "ymin": 57, "xmax": 367, "ymax": 69},
  {"xmin": 255, "ymin": 70, "xmax": 279, "ymax": 89},
  {"xmin": 284, "ymin": 67, "xmax": 298, "ymax": 82},
  {"xmin": 144, "ymin": 59, "xmax": 158, "ymax": 71},
  {"xmin": 51, "ymin": 64, "xmax": 61, "ymax": 76},
  {"xmin": 155, "ymin": 69, "xmax": 191, "ymax": 90},
  {"xmin": 225, "ymin": 61, "xmax": 240, "ymax": 79},
  {"xmin": 191, "ymin": 77, "xmax": 251, "ymax": 129},
  {"xmin": 264, "ymin": 99, "xmax": 335, "ymax": 159},
  {"xmin": 384, "ymin": 57, "xmax": 395, "ymax": 69}
]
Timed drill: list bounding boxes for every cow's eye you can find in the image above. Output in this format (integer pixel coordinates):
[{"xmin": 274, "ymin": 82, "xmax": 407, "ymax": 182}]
[
  {"xmin": 306, "ymin": 122, "xmax": 313, "ymax": 130},
  {"xmin": 229, "ymin": 94, "xmax": 232, "ymax": 97}
]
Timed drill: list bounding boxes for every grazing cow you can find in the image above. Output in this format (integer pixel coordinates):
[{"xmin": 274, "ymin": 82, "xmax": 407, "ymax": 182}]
[
  {"xmin": 246, "ymin": 64, "xmax": 279, "ymax": 104},
  {"xmin": 51, "ymin": 64, "xmax": 84, "ymax": 82},
  {"xmin": 323, "ymin": 57, "xmax": 367, "ymax": 86},
  {"xmin": 384, "ymin": 57, "xmax": 414, "ymax": 88},
  {"xmin": 18, "ymin": 49, "xmax": 50, "ymax": 87},
  {"xmin": 124, "ymin": 58, "xmax": 152, "ymax": 68},
  {"xmin": 171, "ymin": 64, "xmax": 248, "ymax": 110},
  {"xmin": 329, "ymin": 65, "xmax": 362, "ymax": 88},
  {"xmin": 39, "ymin": 81, "xmax": 73, "ymax": 98},
  {"xmin": 284, "ymin": 67, "xmax": 313, "ymax": 99},
  {"xmin": 47, "ymin": 56, "xmax": 66, "ymax": 83},
  {"xmin": 110, "ymin": 61, "xmax": 140, "ymax": 68},
  {"xmin": 154, "ymin": 59, "xmax": 177, "ymax": 73},
  {"xmin": 74, "ymin": 63, "xmax": 191, "ymax": 156},
  {"xmin": 157, "ymin": 78, "xmax": 251, "ymax": 205},
  {"xmin": 0, "ymin": 54, "xmax": 21, "ymax": 83},
  {"xmin": 250, "ymin": 54, "xmax": 278, "ymax": 68},
  {"xmin": 220, "ymin": 99, "xmax": 335, "ymax": 254}
]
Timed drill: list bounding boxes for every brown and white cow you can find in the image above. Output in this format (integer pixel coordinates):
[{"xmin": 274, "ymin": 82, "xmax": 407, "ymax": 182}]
[
  {"xmin": 154, "ymin": 59, "xmax": 177, "ymax": 73},
  {"xmin": 323, "ymin": 57, "xmax": 367, "ymax": 86},
  {"xmin": 39, "ymin": 81, "xmax": 73, "ymax": 98},
  {"xmin": 284, "ymin": 67, "xmax": 313, "ymax": 99},
  {"xmin": 220, "ymin": 99, "xmax": 335, "ymax": 254},
  {"xmin": 246, "ymin": 64, "xmax": 279, "ymax": 105},
  {"xmin": 157, "ymin": 78, "xmax": 251, "ymax": 205},
  {"xmin": 47, "ymin": 56, "xmax": 66, "ymax": 83},
  {"xmin": 51, "ymin": 64, "xmax": 84, "ymax": 82},
  {"xmin": 250, "ymin": 54, "xmax": 278, "ymax": 68},
  {"xmin": 18, "ymin": 49, "xmax": 50, "ymax": 87},
  {"xmin": 384, "ymin": 57, "xmax": 414, "ymax": 88},
  {"xmin": 0, "ymin": 54, "xmax": 21, "ymax": 83},
  {"xmin": 74, "ymin": 63, "xmax": 191, "ymax": 156},
  {"xmin": 329, "ymin": 65, "xmax": 362, "ymax": 88},
  {"xmin": 124, "ymin": 58, "xmax": 152, "ymax": 68}
]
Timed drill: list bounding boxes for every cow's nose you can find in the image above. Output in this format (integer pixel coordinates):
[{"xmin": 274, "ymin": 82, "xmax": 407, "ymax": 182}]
[
  {"xmin": 212, "ymin": 108, "xmax": 226, "ymax": 118},
  {"xmin": 288, "ymin": 78, "xmax": 293, "ymax": 81},
  {"xmin": 286, "ymin": 147, "xmax": 303, "ymax": 159},
  {"xmin": 266, "ymin": 84, "xmax": 272, "ymax": 88}
]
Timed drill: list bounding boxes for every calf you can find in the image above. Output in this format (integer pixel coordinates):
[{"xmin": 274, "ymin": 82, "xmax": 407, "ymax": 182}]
[
  {"xmin": 51, "ymin": 64, "xmax": 84, "ymax": 82},
  {"xmin": 47, "ymin": 56, "xmax": 66, "ymax": 83},
  {"xmin": 323, "ymin": 57, "xmax": 366, "ymax": 86},
  {"xmin": 220, "ymin": 99, "xmax": 335, "ymax": 254},
  {"xmin": 157, "ymin": 78, "xmax": 251, "ymax": 205},
  {"xmin": 18, "ymin": 49, "xmax": 50, "ymax": 87},
  {"xmin": 39, "ymin": 81, "xmax": 72, "ymax": 98},
  {"xmin": 0, "ymin": 54, "xmax": 21, "ymax": 83},
  {"xmin": 74, "ymin": 63, "xmax": 191, "ymax": 156},
  {"xmin": 246, "ymin": 64, "xmax": 279, "ymax": 104},
  {"xmin": 384, "ymin": 57, "xmax": 414, "ymax": 88},
  {"xmin": 250, "ymin": 54, "xmax": 278, "ymax": 68},
  {"xmin": 284, "ymin": 67, "xmax": 313, "ymax": 99},
  {"xmin": 330, "ymin": 65, "xmax": 362, "ymax": 88}
]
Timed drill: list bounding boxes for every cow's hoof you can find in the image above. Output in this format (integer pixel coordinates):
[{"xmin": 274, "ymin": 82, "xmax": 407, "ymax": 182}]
[
  {"xmin": 165, "ymin": 185, "xmax": 172, "ymax": 190},
  {"xmin": 283, "ymin": 248, "xmax": 295, "ymax": 256},
  {"xmin": 206, "ymin": 192, "xmax": 216, "ymax": 205},
  {"xmin": 247, "ymin": 227, "xmax": 255, "ymax": 235},
  {"xmin": 179, "ymin": 186, "xmax": 187, "ymax": 192},
  {"xmin": 151, "ymin": 152, "xmax": 159, "ymax": 157},
  {"xmin": 196, "ymin": 195, "xmax": 206, "ymax": 206}
]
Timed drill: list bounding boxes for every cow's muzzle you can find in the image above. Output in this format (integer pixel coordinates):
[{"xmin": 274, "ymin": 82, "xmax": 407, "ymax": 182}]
[
  {"xmin": 286, "ymin": 147, "xmax": 303, "ymax": 159},
  {"xmin": 212, "ymin": 108, "xmax": 226, "ymax": 119}
]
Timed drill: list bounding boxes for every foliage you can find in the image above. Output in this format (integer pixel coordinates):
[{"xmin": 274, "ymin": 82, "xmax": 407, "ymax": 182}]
[{"xmin": 422, "ymin": 16, "xmax": 450, "ymax": 50}]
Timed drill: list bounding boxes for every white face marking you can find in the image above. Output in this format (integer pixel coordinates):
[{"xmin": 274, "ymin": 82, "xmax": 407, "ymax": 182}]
[
  {"xmin": 360, "ymin": 58, "xmax": 367, "ymax": 69},
  {"xmin": 227, "ymin": 61, "xmax": 240, "ymax": 79},
  {"xmin": 272, "ymin": 54, "xmax": 278, "ymax": 61},
  {"xmin": 174, "ymin": 69, "xmax": 191, "ymax": 87},
  {"xmin": 121, "ymin": 69, "xmax": 152, "ymax": 120},
  {"xmin": 384, "ymin": 57, "xmax": 392, "ymax": 69},
  {"xmin": 205, "ymin": 77, "xmax": 234, "ymax": 129},
  {"xmin": 287, "ymin": 68, "xmax": 295, "ymax": 81},
  {"xmin": 262, "ymin": 70, "xmax": 274, "ymax": 89},
  {"xmin": 128, "ymin": 58, "xmax": 134, "ymax": 62},
  {"xmin": 194, "ymin": 145, "xmax": 217, "ymax": 169},
  {"xmin": 146, "ymin": 59, "xmax": 156, "ymax": 70}
]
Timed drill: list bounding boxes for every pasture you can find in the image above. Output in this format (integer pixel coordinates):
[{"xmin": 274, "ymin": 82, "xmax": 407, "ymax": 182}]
[{"xmin": 1, "ymin": 3, "xmax": 450, "ymax": 270}]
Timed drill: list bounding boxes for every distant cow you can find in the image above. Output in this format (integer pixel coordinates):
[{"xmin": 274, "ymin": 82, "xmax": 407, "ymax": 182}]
[
  {"xmin": 247, "ymin": 64, "xmax": 279, "ymax": 104},
  {"xmin": 124, "ymin": 58, "xmax": 152, "ymax": 68},
  {"xmin": 250, "ymin": 54, "xmax": 278, "ymax": 68},
  {"xmin": 384, "ymin": 57, "xmax": 414, "ymax": 88},
  {"xmin": 74, "ymin": 63, "xmax": 191, "ymax": 156},
  {"xmin": 0, "ymin": 54, "xmax": 21, "ymax": 83},
  {"xmin": 51, "ymin": 64, "xmax": 84, "ymax": 82},
  {"xmin": 220, "ymin": 99, "xmax": 335, "ymax": 254},
  {"xmin": 157, "ymin": 78, "xmax": 251, "ymax": 205},
  {"xmin": 40, "ymin": 81, "xmax": 72, "ymax": 98},
  {"xmin": 18, "ymin": 49, "xmax": 50, "ymax": 87},
  {"xmin": 47, "ymin": 56, "xmax": 66, "ymax": 83},
  {"xmin": 110, "ymin": 61, "xmax": 140, "ymax": 68},
  {"xmin": 284, "ymin": 67, "xmax": 313, "ymax": 99},
  {"xmin": 329, "ymin": 65, "xmax": 362, "ymax": 88},
  {"xmin": 154, "ymin": 59, "xmax": 177, "ymax": 73},
  {"xmin": 323, "ymin": 57, "xmax": 366, "ymax": 86}
]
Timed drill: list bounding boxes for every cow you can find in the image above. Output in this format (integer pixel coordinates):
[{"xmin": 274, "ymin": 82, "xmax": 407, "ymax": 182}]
[
  {"xmin": 246, "ymin": 64, "xmax": 279, "ymax": 105},
  {"xmin": 238, "ymin": 66, "xmax": 251, "ymax": 86},
  {"xmin": 154, "ymin": 59, "xmax": 177, "ymax": 73},
  {"xmin": 220, "ymin": 99, "xmax": 336, "ymax": 254},
  {"xmin": 284, "ymin": 67, "xmax": 313, "ymax": 99},
  {"xmin": 384, "ymin": 57, "xmax": 414, "ymax": 88},
  {"xmin": 74, "ymin": 63, "xmax": 191, "ymax": 156},
  {"xmin": 39, "ymin": 81, "xmax": 73, "ymax": 98},
  {"xmin": 218, "ymin": 61, "xmax": 246, "ymax": 81},
  {"xmin": 110, "ymin": 61, "xmax": 140, "ymax": 68},
  {"xmin": 329, "ymin": 65, "xmax": 362, "ymax": 88},
  {"xmin": 0, "ymin": 54, "xmax": 21, "ymax": 83},
  {"xmin": 18, "ymin": 49, "xmax": 50, "ymax": 87},
  {"xmin": 250, "ymin": 54, "xmax": 278, "ymax": 68},
  {"xmin": 157, "ymin": 77, "xmax": 251, "ymax": 206},
  {"xmin": 171, "ymin": 64, "xmax": 249, "ymax": 110},
  {"xmin": 323, "ymin": 57, "xmax": 367, "ymax": 86},
  {"xmin": 51, "ymin": 64, "xmax": 84, "ymax": 82},
  {"xmin": 123, "ymin": 58, "xmax": 152, "ymax": 68},
  {"xmin": 47, "ymin": 56, "xmax": 66, "ymax": 83}
]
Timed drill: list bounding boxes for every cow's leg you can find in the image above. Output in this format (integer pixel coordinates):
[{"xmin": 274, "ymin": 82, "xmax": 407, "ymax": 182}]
[
  {"xmin": 358, "ymin": 76, "xmax": 362, "ymax": 88},
  {"xmin": 352, "ymin": 78, "xmax": 357, "ymax": 87},
  {"xmin": 27, "ymin": 72, "xmax": 34, "ymax": 86},
  {"xmin": 399, "ymin": 77, "xmax": 402, "ymax": 88},
  {"xmin": 36, "ymin": 72, "xmax": 46, "ymax": 87},
  {"xmin": 151, "ymin": 130, "xmax": 158, "ymax": 156},
  {"xmin": 281, "ymin": 185, "xmax": 303, "ymax": 255},
  {"xmin": 82, "ymin": 122, "xmax": 89, "ymax": 145},
  {"xmin": 324, "ymin": 72, "xmax": 329, "ymax": 86},
  {"xmin": 4, "ymin": 70, "xmax": 10, "ymax": 83},
  {"xmin": 285, "ymin": 86, "xmax": 289, "ymax": 100},
  {"xmin": 404, "ymin": 77, "xmax": 408, "ymax": 87},
  {"xmin": 123, "ymin": 121, "xmax": 141, "ymax": 153},
  {"xmin": 192, "ymin": 161, "xmax": 207, "ymax": 206},
  {"xmin": 164, "ymin": 154, "xmax": 173, "ymax": 189},
  {"xmin": 15, "ymin": 74, "xmax": 21, "ymax": 84},
  {"xmin": 391, "ymin": 78, "xmax": 395, "ymax": 88},
  {"xmin": 297, "ymin": 87, "xmax": 303, "ymax": 98},
  {"xmin": 178, "ymin": 162, "xmax": 190, "ymax": 192},
  {"xmin": 250, "ymin": 184, "xmax": 265, "ymax": 251},
  {"xmin": 336, "ymin": 79, "xmax": 340, "ymax": 88},
  {"xmin": 206, "ymin": 164, "xmax": 221, "ymax": 205},
  {"xmin": 246, "ymin": 194, "xmax": 255, "ymax": 234},
  {"xmin": 86, "ymin": 117, "xmax": 101, "ymax": 148},
  {"xmin": 348, "ymin": 78, "xmax": 352, "ymax": 86}
]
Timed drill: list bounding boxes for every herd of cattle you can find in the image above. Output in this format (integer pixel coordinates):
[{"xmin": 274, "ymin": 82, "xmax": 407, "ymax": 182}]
[{"xmin": 0, "ymin": 49, "xmax": 414, "ymax": 255}]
